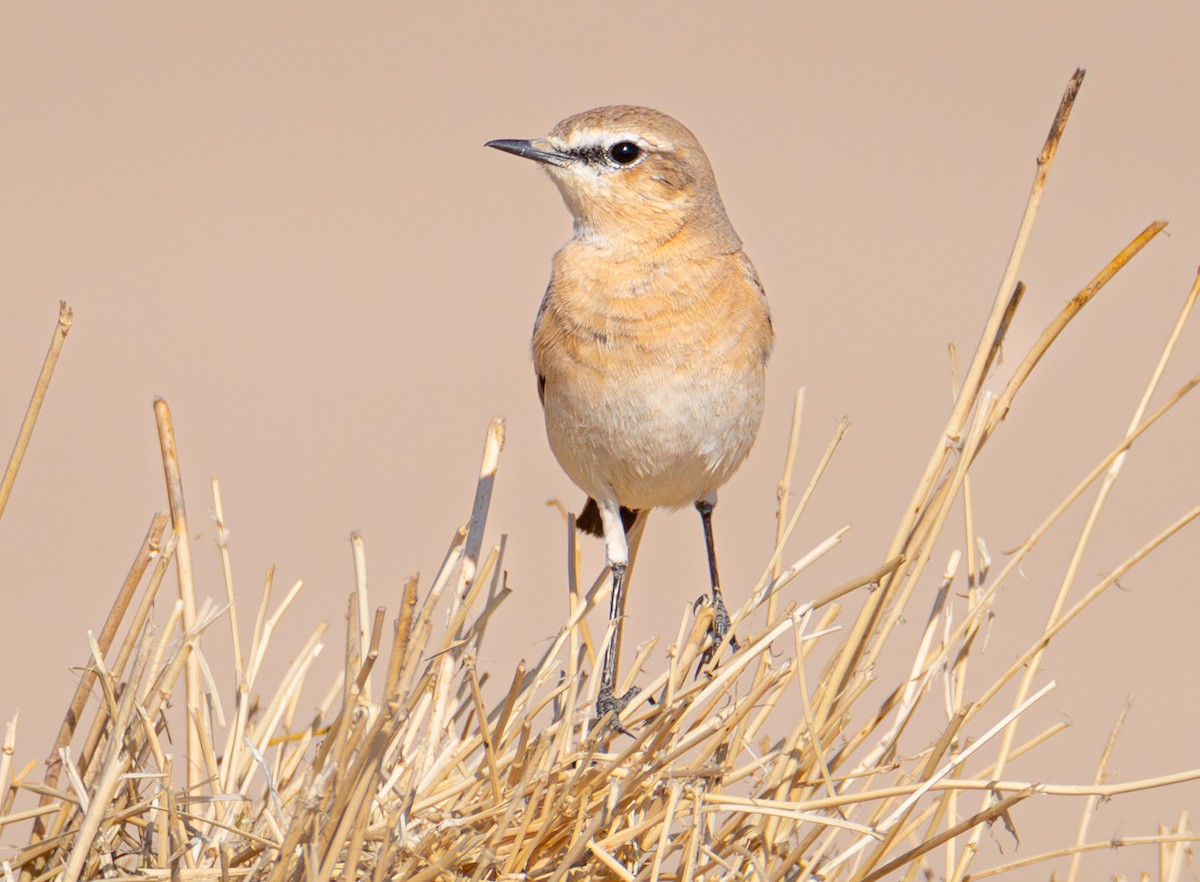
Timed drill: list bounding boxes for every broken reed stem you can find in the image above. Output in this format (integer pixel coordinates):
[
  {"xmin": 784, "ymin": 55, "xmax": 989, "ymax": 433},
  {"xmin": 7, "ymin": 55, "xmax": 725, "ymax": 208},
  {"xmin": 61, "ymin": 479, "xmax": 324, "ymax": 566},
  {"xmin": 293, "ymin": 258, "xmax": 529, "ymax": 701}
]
[
  {"xmin": 970, "ymin": 830, "xmax": 1199, "ymax": 880},
  {"xmin": 153, "ymin": 398, "xmax": 203, "ymax": 794},
  {"xmin": 986, "ymin": 258, "xmax": 1197, "ymax": 805},
  {"xmin": 1066, "ymin": 701, "xmax": 1130, "ymax": 882},
  {"xmin": 982, "ymin": 221, "xmax": 1167, "ymax": 437},
  {"xmin": 771, "ymin": 389, "xmax": 806, "ymax": 593},
  {"xmin": 915, "ymin": 372, "xmax": 1200, "ymax": 698},
  {"xmin": 61, "ymin": 618, "xmax": 155, "ymax": 882},
  {"xmin": 212, "ymin": 479, "xmax": 244, "ymax": 684},
  {"xmin": 351, "ymin": 532, "xmax": 372, "ymax": 704},
  {"xmin": 829, "ymin": 67, "xmax": 1085, "ymax": 715},
  {"xmin": 31, "ymin": 512, "xmax": 167, "ymax": 832},
  {"xmin": 862, "ymin": 216, "xmax": 1165, "ymax": 715},
  {"xmin": 0, "ymin": 301, "xmax": 73, "ymax": 523},
  {"xmin": 841, "ymin": 219, "xmax": 1171, "ymax": 779}
]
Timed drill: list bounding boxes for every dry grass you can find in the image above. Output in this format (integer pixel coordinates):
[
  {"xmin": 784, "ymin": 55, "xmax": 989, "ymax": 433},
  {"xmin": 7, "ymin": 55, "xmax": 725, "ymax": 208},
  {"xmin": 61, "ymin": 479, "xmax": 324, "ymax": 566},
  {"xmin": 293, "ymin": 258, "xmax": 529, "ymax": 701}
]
[{"xmin": 2, "ymin": 69, "xmax": 1198, "ymax": 881}]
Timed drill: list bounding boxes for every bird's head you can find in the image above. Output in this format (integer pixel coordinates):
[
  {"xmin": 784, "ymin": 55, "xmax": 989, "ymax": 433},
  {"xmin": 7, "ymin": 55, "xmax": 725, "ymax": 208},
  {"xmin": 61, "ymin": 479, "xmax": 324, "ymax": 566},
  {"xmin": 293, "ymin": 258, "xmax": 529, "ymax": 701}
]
[{"xmin": 487, "ymin": 105, "xmax": 740, "ymax": 255}]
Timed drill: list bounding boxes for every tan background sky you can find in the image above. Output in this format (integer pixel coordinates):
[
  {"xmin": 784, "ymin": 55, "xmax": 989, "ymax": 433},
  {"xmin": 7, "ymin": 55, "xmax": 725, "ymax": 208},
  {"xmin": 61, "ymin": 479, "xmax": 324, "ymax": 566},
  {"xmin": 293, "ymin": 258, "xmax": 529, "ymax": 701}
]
[{"xmin": 1, "ymin": 4, "xmax": 1197, "ymax": 876}]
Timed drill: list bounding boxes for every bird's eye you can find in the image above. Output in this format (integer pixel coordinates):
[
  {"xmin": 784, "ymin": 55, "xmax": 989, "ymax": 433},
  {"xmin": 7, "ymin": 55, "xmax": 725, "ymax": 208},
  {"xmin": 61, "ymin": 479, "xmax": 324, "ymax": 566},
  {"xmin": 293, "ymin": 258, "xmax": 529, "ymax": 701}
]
[{"xmin": 608, "ymin": 141, "xmax": 642, "ymax": 165}]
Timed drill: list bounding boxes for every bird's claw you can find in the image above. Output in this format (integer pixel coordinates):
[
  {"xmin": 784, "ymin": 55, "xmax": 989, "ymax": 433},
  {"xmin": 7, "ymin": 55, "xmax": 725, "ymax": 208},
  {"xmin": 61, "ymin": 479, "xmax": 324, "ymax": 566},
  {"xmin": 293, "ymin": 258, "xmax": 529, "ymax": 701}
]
[
  {"xmin": 693, "ymin": 592, "xmax": 740, "ymax": 677},
  {"xmin": 595, "ymin": 686, "xmax": 640, "ymax": 736}
]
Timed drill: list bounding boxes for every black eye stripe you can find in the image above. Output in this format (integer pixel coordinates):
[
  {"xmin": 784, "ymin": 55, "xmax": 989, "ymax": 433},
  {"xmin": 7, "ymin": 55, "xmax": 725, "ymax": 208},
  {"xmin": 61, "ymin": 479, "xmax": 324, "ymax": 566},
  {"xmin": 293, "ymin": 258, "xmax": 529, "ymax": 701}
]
[{"xmin": 568, "ymin": 145, "xmax": 608, "ymax": 164}]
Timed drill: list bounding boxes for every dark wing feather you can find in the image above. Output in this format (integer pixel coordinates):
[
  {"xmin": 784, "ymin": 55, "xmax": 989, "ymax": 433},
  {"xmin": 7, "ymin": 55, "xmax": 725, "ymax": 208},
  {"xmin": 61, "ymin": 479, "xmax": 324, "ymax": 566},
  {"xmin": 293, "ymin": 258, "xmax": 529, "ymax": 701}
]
[{"xmin": 576, "ymin": 498, "xmax": 639, "ymax": 537}]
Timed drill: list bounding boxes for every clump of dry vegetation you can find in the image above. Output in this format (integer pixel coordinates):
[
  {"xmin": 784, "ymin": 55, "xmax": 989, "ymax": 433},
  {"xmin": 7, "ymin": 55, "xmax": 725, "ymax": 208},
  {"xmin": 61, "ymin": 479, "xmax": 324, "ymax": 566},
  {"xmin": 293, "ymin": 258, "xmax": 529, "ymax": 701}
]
[{"xmin": 1, "ymin": 69, "xmax": 1197, "ymax": 882}]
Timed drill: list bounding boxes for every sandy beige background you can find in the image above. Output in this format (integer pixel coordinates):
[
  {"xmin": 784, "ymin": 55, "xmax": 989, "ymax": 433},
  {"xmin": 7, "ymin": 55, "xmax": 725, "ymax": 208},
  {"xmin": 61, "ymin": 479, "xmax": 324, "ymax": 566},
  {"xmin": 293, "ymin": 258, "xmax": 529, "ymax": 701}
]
[{"xmin": 1, "ymin": 3, "xmax": 1197, "ymax": 877}]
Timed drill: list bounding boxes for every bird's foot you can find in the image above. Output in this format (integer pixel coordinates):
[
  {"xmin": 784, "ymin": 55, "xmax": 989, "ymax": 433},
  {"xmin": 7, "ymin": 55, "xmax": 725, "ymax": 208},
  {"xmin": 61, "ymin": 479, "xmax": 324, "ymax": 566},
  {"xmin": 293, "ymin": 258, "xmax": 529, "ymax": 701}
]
[
  {"xmin": 595, "ymin": 685, "xmax": 641, "ymax": 736},
  {"xmin": 693, "ymin": 592, "xmax": 740, "ymax": 677}
]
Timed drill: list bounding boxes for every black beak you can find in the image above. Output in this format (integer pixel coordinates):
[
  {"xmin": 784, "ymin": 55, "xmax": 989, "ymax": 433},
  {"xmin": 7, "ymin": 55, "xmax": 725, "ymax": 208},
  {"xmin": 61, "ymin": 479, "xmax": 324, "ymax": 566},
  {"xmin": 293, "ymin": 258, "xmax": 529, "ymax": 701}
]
[{"xmin": 485, "ymin": 139, "xmax": 571, "ymax": 167}]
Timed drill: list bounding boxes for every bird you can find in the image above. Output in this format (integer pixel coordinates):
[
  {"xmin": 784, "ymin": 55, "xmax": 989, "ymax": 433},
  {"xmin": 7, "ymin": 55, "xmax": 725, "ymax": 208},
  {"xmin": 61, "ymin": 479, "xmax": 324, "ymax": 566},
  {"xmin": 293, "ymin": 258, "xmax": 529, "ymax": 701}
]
[{"xmin": 486, "ymin": 105, "xmax": 773, "ymax": 729}]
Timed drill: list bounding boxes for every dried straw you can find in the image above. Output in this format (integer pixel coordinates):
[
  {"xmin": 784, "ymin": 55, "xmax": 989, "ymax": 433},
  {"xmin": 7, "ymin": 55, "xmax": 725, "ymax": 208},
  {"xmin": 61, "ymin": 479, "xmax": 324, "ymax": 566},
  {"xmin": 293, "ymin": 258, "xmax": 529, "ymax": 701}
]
[{"xmin": 1, "ymin": 69, "xmax": 1197, "ymax": 881}]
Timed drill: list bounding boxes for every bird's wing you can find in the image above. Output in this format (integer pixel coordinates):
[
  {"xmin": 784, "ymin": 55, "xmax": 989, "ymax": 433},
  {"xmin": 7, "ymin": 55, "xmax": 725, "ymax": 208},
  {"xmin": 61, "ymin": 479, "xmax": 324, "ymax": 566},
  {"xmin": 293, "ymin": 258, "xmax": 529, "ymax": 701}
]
[
  {"xmin": 737, "ymin": 251, "xmax": 775, "ymax": 363},
  {"xmin": 577, "ymin": 498, "xmax": 640, "ymax": 537},
  {"xmin": 532, "ymin": 281, "xmax": 553, "ymax": 408}
]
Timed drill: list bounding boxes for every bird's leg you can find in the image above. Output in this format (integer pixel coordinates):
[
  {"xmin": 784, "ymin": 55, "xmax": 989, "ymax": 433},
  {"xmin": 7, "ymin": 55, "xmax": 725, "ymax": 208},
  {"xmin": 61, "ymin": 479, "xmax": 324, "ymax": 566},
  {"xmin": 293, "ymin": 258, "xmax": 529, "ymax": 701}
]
[
  {"xmin": 695, "ymin": 495, "xmax": 739, "ymax": 675},
  {"xmin": 595, "ymin": 500, "xmax": 640, "ymax": 732},
  {"xmin": 596, "ymin": 562, "xmax": 640, "ymax": 732}
]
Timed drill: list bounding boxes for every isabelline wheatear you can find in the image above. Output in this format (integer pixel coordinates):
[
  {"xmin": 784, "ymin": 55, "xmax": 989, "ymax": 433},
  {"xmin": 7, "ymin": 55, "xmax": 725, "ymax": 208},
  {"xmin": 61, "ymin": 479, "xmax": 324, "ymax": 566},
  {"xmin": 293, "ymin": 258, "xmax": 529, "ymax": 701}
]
[{"xmin": 487, "ymin": 106, "xmax": 773, "ymax": 728}]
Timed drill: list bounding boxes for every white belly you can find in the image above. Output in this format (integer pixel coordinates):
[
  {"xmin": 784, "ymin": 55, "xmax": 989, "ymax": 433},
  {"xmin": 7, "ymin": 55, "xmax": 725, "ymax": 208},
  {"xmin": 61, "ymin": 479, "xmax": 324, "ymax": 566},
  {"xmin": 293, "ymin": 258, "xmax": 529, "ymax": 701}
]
[{"xmin": 543, "ymin": 360, "xmax": 765, "ymax": 510}]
